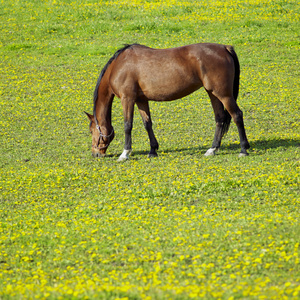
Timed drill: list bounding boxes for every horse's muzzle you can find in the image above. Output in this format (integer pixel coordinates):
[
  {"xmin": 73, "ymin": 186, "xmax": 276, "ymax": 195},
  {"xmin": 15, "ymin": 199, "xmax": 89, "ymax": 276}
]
[{"xmin": 92, "ymin": 150, "xmax": 106, "ymax": 158}]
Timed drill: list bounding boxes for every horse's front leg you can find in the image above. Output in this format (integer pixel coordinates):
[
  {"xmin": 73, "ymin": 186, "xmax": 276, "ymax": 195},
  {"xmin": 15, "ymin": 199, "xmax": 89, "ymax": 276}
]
[
  {"xmin": 118, "ymin": 97, "xmax": 135, "ymax": 161},
  {"xmin": 118, "ymin": 121, "xmax": 133, "ymax": 161},
  {"xmin": 136, "ymin": 99, "xmax": 159, "ymax": 158}
]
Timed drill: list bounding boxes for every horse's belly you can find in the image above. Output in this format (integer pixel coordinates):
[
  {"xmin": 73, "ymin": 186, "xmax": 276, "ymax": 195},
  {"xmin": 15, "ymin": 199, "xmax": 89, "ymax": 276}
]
[{"xmin": 138, "ymin": 77, "xmax": 202, "ymax": 101}]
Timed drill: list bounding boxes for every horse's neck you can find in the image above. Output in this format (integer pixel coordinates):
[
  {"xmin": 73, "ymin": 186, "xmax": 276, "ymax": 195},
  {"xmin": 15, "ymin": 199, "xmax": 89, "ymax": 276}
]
[{"xmin": 95, "ymin": 93, "xmax": 113, "ymax": 134}]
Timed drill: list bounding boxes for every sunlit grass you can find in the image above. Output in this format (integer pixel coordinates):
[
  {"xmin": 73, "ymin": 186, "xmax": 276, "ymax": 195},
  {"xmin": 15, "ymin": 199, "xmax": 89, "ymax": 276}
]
[{"xmin": 0, "ymin": 0, "xmax": 299, "ymax": 299}]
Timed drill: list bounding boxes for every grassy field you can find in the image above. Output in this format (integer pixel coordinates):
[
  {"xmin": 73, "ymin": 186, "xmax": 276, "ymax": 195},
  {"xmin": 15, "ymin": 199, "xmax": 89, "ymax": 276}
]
[{"xmin": 1, "ymin": 0, "xmax": 300, "ymax": 299}]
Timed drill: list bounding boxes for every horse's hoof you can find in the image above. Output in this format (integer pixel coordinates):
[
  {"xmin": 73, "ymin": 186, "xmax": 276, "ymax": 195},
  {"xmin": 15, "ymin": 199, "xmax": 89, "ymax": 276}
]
[
  {"xmin": 148, "ymin": 152, "xmax": 158, "ymax": 158},
  {"xmin": 117, "ymin": 156, "xmax": 128, "ymax": 162},
  {"xmin": 238, "ymin": 152, "xmax": 249, "ymax": 157},
  {"xmin": 204, "ymin": 148, "xmax": 217, "ymax": 156}
]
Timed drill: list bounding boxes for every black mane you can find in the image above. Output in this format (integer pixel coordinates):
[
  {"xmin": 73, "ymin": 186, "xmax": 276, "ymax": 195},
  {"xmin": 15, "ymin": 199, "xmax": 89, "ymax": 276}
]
[{"xmin": 93, "ymin": 44, "xmax": 140, "ymax": 116}]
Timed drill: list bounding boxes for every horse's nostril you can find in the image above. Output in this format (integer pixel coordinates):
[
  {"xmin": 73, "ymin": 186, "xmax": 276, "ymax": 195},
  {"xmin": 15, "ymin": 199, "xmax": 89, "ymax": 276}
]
[{"xmin": 92, "ymin": 151, "xmax": 106, "ymax": 158}]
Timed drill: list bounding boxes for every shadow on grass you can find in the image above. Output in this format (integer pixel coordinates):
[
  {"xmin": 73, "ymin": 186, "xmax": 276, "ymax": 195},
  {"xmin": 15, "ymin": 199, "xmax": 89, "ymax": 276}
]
[
  {"xmin": 224, "ymin": 138, "xmax": 300, "ymax": 152},
  {"xmin": 250, "ymin": 138, "xmax": 300, "ymax": 150},
  {"xmin": 101, "ymin": 138, "xmax": 300, "ymax": 160},
  {"xmin": 126, "ymin": 138, "xmax": 300, "ymax": 158}
]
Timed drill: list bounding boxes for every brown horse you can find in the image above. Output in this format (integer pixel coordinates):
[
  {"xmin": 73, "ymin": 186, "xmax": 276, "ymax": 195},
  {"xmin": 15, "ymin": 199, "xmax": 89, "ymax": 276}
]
[{"xmin": 85, "ymin": 43, "xmax": 250, "ymax": 160}]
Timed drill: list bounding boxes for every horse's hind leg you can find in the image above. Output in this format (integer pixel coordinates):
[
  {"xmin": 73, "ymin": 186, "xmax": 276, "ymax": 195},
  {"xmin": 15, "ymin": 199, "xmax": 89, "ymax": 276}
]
[
  {"xmin": 136, "ymin": 99, "xmax": 159, "ymax": 157},
  {"xmin": 205, "ymin": 92, "xmax": 229, "ymax": 156},
  {"xmin": 220, "ymin": 96, "xmax": 250, "ymax": 156}
]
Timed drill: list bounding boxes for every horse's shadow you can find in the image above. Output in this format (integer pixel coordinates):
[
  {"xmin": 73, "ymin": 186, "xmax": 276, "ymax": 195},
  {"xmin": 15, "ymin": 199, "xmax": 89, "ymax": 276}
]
[
  {"xmin": 226, "ymin": 138, "xmax": 300, "ymax": 152},
  {"xmin": 119, "ymin": 138, "xmax": 300, "ymax": 158}
]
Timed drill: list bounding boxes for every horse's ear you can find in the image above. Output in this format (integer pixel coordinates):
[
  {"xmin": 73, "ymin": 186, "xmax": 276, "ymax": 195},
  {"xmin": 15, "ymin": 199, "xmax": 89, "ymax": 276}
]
[{"xmin": 84, "ymin": 112, "xmax": 94, "ymax": 121}]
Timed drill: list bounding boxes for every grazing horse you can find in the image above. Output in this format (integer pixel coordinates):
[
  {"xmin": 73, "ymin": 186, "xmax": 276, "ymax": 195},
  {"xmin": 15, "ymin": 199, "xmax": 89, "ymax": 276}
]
[{"xmin": 85, "ymin": 43, "xmax": 250, "ymax": 161}]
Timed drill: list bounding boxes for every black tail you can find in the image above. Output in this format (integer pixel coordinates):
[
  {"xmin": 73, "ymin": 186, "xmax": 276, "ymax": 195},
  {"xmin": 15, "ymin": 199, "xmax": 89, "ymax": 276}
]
[
  {"xmin": 221, "ymin": 109, "xmax": 232, "ymax": 137},
  {"xmin": 220, "ymin": 46, "xmax": 240, "ymax": 137},
  {"xmin": 226, "ymin": 45, "xmax": 240, "ymax": 101}
]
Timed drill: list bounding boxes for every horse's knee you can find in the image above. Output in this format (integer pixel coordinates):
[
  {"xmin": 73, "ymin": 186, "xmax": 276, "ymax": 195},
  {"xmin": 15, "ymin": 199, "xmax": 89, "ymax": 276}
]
[
  {"xmin": 232, "ymin": 109, "xmax": 243, "ymax": 125},
  {"xmin": 214, "ymin": 110, "xmax": 227, "ymax": 124},
  {"xmin": 215, "ymin": 121, "xmax": 224, "ymax": 129},
  {"xmin": 124, "ymin": 121, "xmax": 133, "ymax": 134},
  {"xmin": 143, "ymin": 120, "xmax": 151, "ymax": 131}
]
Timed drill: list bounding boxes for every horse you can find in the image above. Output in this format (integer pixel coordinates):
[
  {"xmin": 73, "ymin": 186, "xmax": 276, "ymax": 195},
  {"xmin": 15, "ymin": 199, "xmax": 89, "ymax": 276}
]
[{"xmin": 85, "ymin": 43, "xmax": 250, "ymax": 161}]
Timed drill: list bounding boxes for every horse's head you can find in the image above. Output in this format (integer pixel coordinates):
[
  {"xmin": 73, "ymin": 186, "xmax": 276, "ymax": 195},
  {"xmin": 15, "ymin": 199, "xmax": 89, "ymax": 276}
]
[{"xmin": 85, "ymin": 112, "xmax": 114, "ymax": 157}]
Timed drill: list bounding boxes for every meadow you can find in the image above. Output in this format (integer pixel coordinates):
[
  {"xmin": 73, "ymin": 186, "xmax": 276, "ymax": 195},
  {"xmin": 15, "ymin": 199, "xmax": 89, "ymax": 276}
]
[{"xmin": 0, "ymin": 0, "xmax": 299, "ymax": 299}]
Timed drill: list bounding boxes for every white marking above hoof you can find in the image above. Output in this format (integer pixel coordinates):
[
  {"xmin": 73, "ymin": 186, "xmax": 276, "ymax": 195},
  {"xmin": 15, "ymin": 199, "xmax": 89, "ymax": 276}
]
[
  {"xmin": 238, "ymin": 152, "xmax": 249, "ymax": 158},
  {"xmin": 204, "ymin": 148, "xmax": 217, "ymax": 156},
  {"xmin": 117, "ymin": 149, "xmax": 132, "ymax": 161}
]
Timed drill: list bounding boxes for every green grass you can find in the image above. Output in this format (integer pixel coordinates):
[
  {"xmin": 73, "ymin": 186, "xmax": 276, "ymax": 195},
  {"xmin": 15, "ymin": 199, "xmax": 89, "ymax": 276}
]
[{"xmin": 0, "ymin": 0, "xmax": 299, "ymax": 299}]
